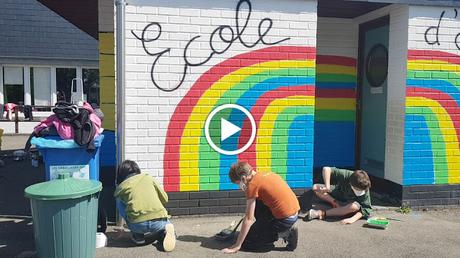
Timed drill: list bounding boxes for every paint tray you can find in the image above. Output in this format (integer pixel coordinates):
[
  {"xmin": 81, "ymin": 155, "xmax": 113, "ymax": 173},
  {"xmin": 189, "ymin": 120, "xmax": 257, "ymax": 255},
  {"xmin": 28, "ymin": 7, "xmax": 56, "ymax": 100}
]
[{"xmin": 365, "ymin": 217, "xmax": 389, "ymax": 230}]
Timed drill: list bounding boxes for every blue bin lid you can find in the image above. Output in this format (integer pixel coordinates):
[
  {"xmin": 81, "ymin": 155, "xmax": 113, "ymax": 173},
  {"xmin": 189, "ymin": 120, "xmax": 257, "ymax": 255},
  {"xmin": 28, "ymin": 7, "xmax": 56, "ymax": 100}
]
[{"xmin": 32, "ymin": 134, "xmax": 104, "ymax": 149}]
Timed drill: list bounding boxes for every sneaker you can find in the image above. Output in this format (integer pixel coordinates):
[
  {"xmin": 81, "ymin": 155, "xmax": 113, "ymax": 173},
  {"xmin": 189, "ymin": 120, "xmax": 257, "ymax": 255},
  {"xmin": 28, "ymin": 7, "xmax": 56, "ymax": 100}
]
[
  {"xmin": 298, "ymin": 210, "xmax": 309, "ymax": 220},
  {"xmin": 305, "ymin": 209, "xmax": 322, "ymax": 221},
  {"xmin": 285, "ymin": 225, "xmax": 298, "ymax": 251},
  {"xmin": 131, "ymin": 233, "xmax": 146, "ymax": 245},
  {"xmin": 162, "ymin": 223, "xmax": 176, "ymax": 252}
]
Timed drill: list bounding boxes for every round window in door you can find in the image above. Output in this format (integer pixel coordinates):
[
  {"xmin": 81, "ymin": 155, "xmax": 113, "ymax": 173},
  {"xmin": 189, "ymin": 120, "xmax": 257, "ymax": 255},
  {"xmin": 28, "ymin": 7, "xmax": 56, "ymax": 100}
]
[{"xmin": 365, "ymin": 43, "xmax": 388, "ymax": 87}]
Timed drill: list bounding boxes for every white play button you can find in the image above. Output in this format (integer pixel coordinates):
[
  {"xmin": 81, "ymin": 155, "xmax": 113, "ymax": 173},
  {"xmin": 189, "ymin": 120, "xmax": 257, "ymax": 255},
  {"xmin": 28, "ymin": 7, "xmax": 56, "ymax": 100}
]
[
  {"xmin": 205, "ymin": 104, "xmax": 257, "ymax": 155},
  {"xmin": 221, "ymin": 118, "xmax": 241, "ymax": 141}
]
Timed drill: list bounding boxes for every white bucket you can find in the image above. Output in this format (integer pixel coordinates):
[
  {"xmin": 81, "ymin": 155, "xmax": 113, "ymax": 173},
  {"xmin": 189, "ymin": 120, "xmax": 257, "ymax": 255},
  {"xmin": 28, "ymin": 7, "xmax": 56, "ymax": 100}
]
[{"xmin": 96, "ymin": 232, "xmax": 107, "ymax": 248}]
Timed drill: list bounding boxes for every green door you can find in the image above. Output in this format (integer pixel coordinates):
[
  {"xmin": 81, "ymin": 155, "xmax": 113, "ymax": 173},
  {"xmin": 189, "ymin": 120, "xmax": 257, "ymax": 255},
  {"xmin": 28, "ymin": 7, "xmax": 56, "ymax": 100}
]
[{"xmin": 357, "ymin": 17, "xmax": 389, "ymax": 178}]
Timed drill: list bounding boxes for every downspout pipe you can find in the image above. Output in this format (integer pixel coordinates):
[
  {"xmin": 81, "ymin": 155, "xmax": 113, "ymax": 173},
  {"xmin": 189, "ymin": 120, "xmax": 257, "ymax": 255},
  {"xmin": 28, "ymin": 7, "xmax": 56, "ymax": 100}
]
[{"xmin": 115, "ymin": 0, "xmax": 126, "ymax": 166}]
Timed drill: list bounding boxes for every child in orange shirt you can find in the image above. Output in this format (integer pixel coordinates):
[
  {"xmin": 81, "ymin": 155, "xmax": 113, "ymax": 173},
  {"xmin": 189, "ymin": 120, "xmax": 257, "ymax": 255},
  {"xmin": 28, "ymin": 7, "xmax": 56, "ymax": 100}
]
[{"xmin": 222, "ymin": 162, "xmax": 300, "ymax": 253}]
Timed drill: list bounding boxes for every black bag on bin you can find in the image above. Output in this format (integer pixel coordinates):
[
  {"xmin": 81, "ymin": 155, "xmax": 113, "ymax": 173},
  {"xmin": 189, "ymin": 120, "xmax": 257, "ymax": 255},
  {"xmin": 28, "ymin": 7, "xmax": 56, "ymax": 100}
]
[
  {"xmin": 70, "ymin": 108, "xmax": 96, "ymax": 151},
  {"xmin": 52, "ymin": 101, "xmax": 96, "ymax": 151},
  {"xmin": 52, "ymin": 101, "xmax": 79, "ymax": 123}
]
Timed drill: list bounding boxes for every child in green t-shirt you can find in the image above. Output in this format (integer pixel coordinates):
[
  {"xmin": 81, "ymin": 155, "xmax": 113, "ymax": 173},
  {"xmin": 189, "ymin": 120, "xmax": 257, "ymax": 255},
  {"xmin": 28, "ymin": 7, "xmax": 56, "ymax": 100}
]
[{"xmin": 306, "ymin": 167, "xmax": 372, "ymax": 224}]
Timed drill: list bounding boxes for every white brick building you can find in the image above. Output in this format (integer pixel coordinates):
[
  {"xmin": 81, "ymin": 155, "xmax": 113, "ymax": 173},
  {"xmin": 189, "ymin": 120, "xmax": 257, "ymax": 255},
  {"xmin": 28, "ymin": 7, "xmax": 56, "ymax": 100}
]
[{"xmin": 103, "ymin": 0, "xmax": 460, "ymax": 214}]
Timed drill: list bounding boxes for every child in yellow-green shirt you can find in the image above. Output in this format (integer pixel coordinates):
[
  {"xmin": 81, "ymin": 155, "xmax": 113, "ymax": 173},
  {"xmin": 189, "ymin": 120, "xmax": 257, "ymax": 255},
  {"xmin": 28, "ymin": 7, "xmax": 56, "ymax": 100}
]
[{"xmin": 114, "ymin": 160, "xmax": 176, "ymax": 251}]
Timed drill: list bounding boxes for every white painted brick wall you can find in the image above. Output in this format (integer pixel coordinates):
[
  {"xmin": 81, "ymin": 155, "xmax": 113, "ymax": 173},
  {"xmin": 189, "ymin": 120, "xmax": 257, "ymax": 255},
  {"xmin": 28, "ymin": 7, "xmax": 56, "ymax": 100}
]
[
  {"xmin": 386, "ymin": 5, "xmax": 409, "ymax": 186},
  {"xmin": 409, "ymin": 6, "xmax": 460, "ymax": 55},
  {"xmin": 317, "ymin": 18, "xmax": 358, "ymax": 58},
  {"xmin": 123, "ymin": 0, "xmax": 318, "ymax": 182}
]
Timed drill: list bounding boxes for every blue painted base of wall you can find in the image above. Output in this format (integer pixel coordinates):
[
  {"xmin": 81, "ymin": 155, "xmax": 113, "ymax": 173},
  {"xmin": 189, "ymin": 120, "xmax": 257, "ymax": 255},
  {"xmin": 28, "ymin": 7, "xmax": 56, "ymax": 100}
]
[
  {"xmin": 314, "ymin": 122, "xmax": 355, "ymax": 168},
  {"xmin": 99, "ymin": 131, "xmax": 116, "ymax": 167}
]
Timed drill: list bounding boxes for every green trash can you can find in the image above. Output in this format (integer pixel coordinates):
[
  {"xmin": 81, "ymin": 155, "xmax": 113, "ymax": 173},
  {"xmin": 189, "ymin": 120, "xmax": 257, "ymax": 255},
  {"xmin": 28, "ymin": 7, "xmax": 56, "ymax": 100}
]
[{"xmin": 24, "ymin": 173, "xmax": 102, "ymax": 258}]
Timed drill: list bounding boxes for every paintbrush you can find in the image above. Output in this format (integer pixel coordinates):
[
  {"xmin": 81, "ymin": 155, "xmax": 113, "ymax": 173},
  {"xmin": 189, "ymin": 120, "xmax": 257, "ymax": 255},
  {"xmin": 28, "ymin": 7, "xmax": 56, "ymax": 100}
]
[{"xmin": 215, "ymin": 217, "xmax": 244, "ymax": 241}]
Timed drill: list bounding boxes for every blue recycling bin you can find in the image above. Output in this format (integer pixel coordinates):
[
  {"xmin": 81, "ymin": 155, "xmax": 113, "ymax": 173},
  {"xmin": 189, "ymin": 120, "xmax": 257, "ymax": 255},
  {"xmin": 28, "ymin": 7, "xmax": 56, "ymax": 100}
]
[{"xmin": 32, "ymin": 135, "xmax": 104, "ymax": 181}]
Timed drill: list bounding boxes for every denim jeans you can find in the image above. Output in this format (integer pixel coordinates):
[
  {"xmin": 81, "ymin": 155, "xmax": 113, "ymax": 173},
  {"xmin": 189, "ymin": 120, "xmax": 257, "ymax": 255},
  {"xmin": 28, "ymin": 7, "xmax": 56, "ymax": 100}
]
[{"xmin": 116, "ymin": 199, "xmax": 170, "ymax": 240}]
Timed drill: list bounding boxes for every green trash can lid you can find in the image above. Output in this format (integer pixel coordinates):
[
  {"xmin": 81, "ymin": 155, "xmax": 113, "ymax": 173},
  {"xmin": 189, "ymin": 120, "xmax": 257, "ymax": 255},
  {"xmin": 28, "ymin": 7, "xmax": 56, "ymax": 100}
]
[{"xmin": 24, "ymin": 173, "xmax": 102, "ymax": 200}]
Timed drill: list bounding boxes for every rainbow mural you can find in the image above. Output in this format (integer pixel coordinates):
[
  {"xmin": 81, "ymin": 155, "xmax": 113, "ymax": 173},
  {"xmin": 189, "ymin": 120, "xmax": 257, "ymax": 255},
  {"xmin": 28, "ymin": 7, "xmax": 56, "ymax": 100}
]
[
  {"xmin": 405, "ymin": 50, "xmax": 460, "ymax": 185},
  {"xmin": 314, "ymin": 55, "xmax": 357, "ymax": 167},
  {"xmin": 163, "ymin": 46, "xmax": 316, "ymax": 192}
]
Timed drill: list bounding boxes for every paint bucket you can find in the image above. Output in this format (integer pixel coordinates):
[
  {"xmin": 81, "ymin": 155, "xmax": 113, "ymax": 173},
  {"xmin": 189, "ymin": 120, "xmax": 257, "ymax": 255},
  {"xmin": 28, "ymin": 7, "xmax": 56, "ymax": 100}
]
[
  {"xmin": 96, "ymin": 232, "xmax": 107, "ymax": 248},
  {"xmin": 365, "ymin": 217, "xmax": 389, "ymax": 230}
]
